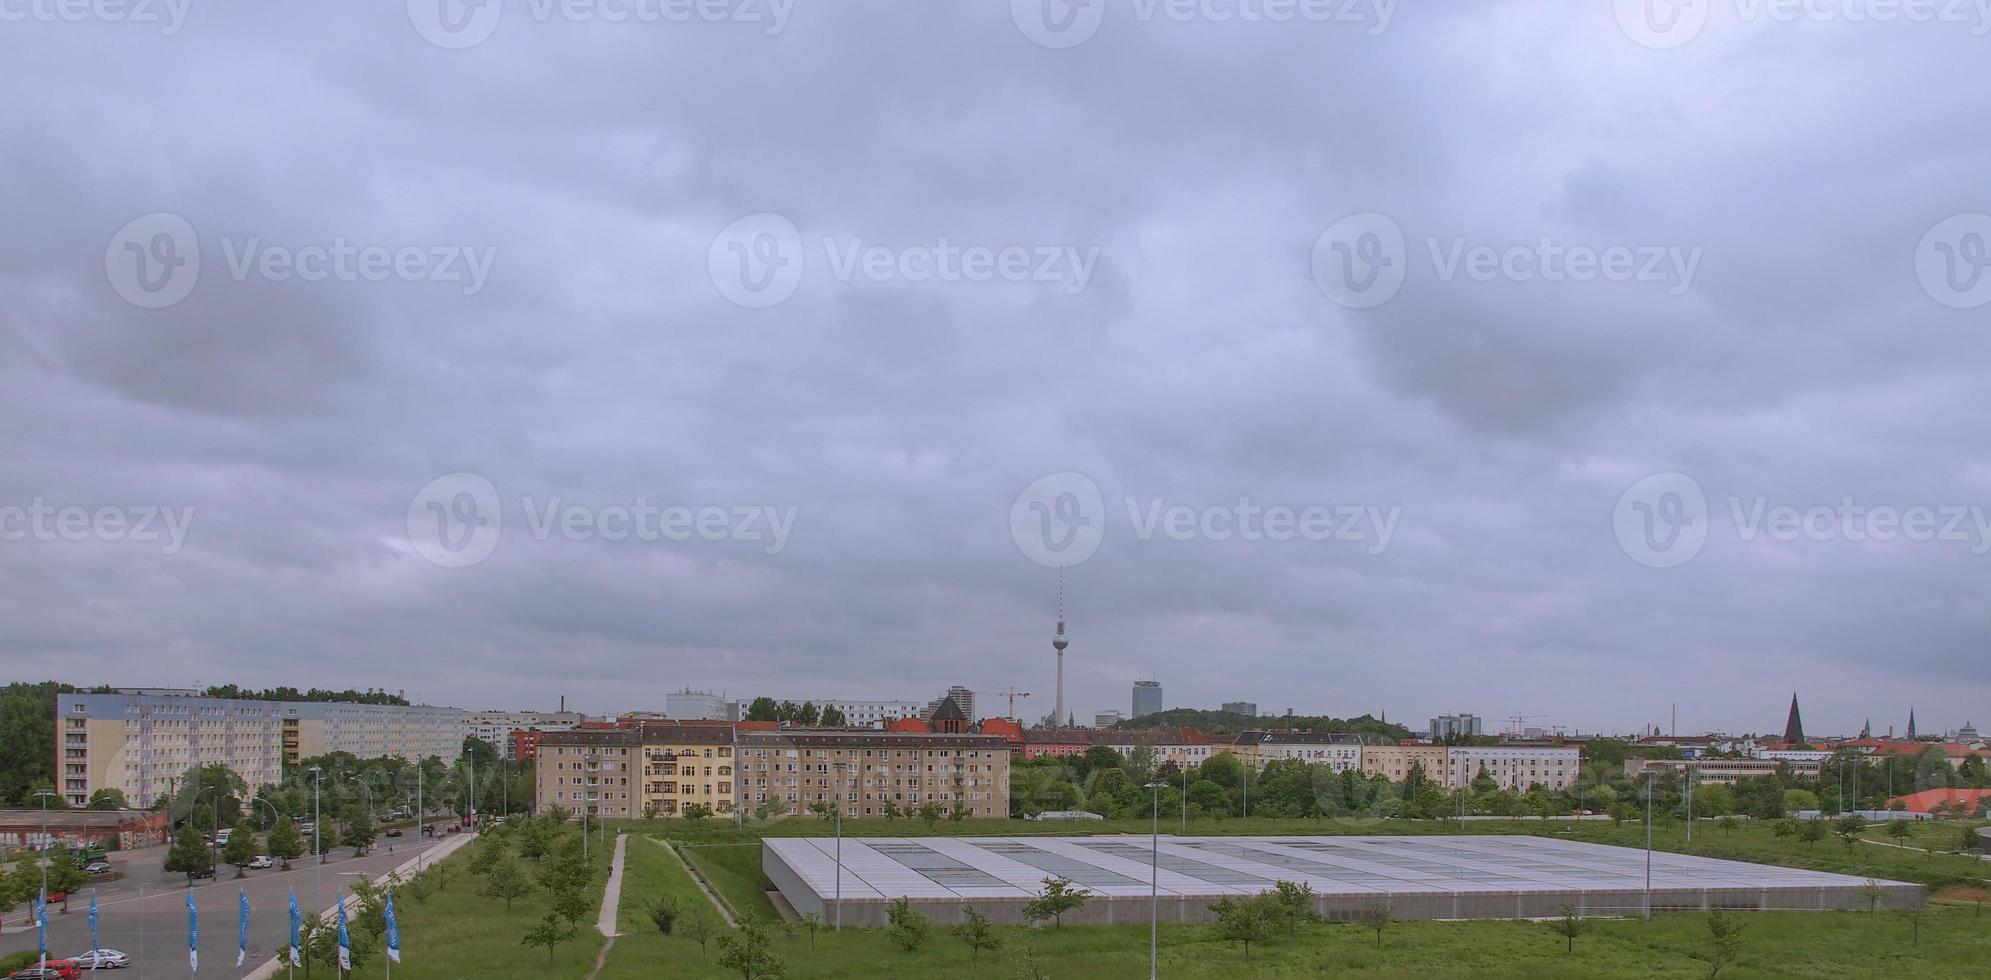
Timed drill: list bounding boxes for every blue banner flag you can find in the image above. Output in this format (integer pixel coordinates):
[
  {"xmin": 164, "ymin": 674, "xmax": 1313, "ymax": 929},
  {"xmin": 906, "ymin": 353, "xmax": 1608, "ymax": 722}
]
[
  {"xmin": 187, "ymin": 891, "xmax": 199, "ymax": 972},
  {"xmin": 289, "ymin": 889, "xmax": 303, "ymax": 967},
  {"xmin": 336, "ymin": 891, "xmax": 352, "ymax": 972},
  {"xmin": 384, "ymin": 891, "xmax": 402, "ymax": 964},
  {"xmin": 35, "ymin": 894, "xmax": 47, "ymax": 965},
  {"xmin": 89, "ymin": 890, "xmax": 99, "ymax": 954},
  {"xmin": 238, "ymin": 888, "xmax": 251, "ymax": 966}
]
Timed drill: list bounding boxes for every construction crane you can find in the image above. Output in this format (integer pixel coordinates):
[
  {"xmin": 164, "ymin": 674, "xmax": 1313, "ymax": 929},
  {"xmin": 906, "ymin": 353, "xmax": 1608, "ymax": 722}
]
[
  {"xmin": 979, "ymin": 688, "xmax": 1032, "ymax": 720},
  {"xmin": 1506, "ymin": 713, "xmax": 1548, "ymax": 738}
]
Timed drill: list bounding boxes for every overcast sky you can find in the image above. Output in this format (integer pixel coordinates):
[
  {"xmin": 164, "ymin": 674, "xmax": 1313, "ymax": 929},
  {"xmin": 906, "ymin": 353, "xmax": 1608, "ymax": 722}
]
[{"xmin": 3, "ymin": 3, "xmax": 1987, "ymax": 738}]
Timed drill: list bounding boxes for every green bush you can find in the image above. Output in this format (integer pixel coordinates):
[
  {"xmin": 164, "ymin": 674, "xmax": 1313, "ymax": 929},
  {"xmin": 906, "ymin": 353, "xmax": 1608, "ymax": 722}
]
[{"xmin": 0, "ymin": 951, "xmax": 39, "ymax": 973}]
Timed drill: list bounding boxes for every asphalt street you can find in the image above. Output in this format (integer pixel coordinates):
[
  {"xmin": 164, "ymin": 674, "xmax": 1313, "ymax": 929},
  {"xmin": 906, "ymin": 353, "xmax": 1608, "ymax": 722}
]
[{"xmin": 2, "ymin": 839, "xmax": 445, "ymax": 977}]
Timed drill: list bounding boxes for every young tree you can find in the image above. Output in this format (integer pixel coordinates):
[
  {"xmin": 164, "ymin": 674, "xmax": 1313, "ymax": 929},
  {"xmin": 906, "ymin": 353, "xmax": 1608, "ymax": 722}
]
[
  {"xmin": 1548, "ymin": 904, "xmax": 1588, "ymax": 954},
  {"xmin": 222, "ymin": 830, "xmax": 260, "ymax": 877},
  {"xmin": 520, "ymin": 911, "xmax": 578, "ymax": 964},
  {"xmin": 1689, "ymin": 907, "xmax": 1746, "ymax": 978},
  {"xmin": 1835, "ymin": 814, "xmax": 1866, "ymax": 853},
  {"xmin": 918, "ymin": 802, "xmax": 944, "ymax": 830},
  {"xmin": 885, "ymin": 897, "xmax": 930, "ymax": 953},
  {"xmin": 1265, "ymin": 881, "xmax": 1319, "ymax": 934},
  {"xmin": 880, "ymin": 799, "xmax": 903, "ymax": 821},
  {"xmin": 266, "ymin": 817, "xmax": 303, "ymax": 869},
  {"xmin": 1900, "ymin": 905, "xmax": 1925, "ymax": 945},
  {"xmin": 1360, "ymin": 899, "xmax": 1393, "ymax": 949},
  {"xmin": 552, "ymin": 886, "xmax": 592, "ymax": 929},
  {"xmin": 515, "ymin": 820, "xmax": 552, "ymax": 862},
  {"xmin": 340, "ymin": 803, "xmax": 377, "ymax": 855},
  {"xmin": 1798, "ymin": 819, "xmax": 1827, "ymax": 849},
  {"xmin": 481, "ymin": 856, "xmax": 533, "ymax": 913},
  {"xmin": 1886, "ymin": 821, "xmax": 1911, "ymax": 845},
  {"xmin": 681, "ymin": 907, "xmax": 718, "ymax": 960},
  {"xmin": 683, "ymin": 802, "xmax": 713, "ymax": 826},
  {"xmin": 647, "ymin": 896, "xmax": 682, "ymax": 935},
  {"xmin": 1022, "ymin": 876, "xmax": 1089, "ymax": 928},
  {"xmin": 85, "ymin": 788, "xmax": 128, "ymax": 811},
  {"xmin": 469, "ymin": 836, "xmax": 510, "ymax": 877},
  {"xmin": 1858, "ymin": 878, "xmax": 1884, "ymax": 916},
  {"xmin": 807, "ymin": 801, "xmax": 837, "ymax": 821},
  {"xmin": 1209, "ymin": 895, "xmax": 1273, "ymax": 960},
  {"xmin": 717, "ymin": 918, "xmax": 787, "ymax": 979},
  {"xmin": 165, "ymin": 825, "xmax": 213, "ymax": 885},
  {"xmin": 43, "ymin": 848, "xmax": 88, "ymax": 910},
  {"xmin": 797, "ymin": 911, "xmax": 823, "ymax": 951},
  {"xmin": 953, "ymin": 907, "xmax": 1002, "ymax": 960}
]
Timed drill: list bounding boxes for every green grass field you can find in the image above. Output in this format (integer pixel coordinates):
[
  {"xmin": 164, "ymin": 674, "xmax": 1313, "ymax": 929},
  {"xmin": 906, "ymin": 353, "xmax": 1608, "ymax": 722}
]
[
  {"xmin": 376, "ymin": 825, "xmax": 612, "ymax": 979},
  {"xmin": 676, "ymin": 840, "xmax": 779, "ymax": 921}
]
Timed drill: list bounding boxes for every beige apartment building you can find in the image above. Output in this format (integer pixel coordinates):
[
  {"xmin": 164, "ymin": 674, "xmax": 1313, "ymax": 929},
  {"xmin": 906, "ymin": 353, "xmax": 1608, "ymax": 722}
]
[
  {"xmin": 1233, "ymin": 731, "xmax": 1364, "ymax": 772},
  {"xmin": 535, "ymin": 728, "xmax": 641, "ymax": 819},
  {"xmin": 1360, "ymin": 744, "xmax": 1451, "ymax": 784},
  {"xmin": 738, "ymin": 731, "xmax": 1011, "ymax": 819},
  {"xmin": 54, "ymin": 691, "xmax": 464, "ymax": 808},
  {"xmin": 1359, "ymin": 743, "xmax": 1581, "ymax": 791},
  {"xmin": 628, "ymin": 722, "xmax": 737, "ymax": 818}
]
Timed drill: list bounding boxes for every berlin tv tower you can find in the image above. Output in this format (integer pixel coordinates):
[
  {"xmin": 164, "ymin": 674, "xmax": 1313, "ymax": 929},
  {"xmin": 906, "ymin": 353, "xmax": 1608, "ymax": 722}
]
[{"xmin": 1052, "ymin": 567, "xmax": 1069, "ymax": 728}]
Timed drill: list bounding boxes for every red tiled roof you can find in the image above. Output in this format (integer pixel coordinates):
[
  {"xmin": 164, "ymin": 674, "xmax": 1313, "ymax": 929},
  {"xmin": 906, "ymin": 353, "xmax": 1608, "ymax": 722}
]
[
  {"xmin": 887, "ymin": 717, "xmax": 931, "ymax": 733},
  {"xmin": 1887, "ymin": 788, "xmax": 1991, "ymax": 814}
]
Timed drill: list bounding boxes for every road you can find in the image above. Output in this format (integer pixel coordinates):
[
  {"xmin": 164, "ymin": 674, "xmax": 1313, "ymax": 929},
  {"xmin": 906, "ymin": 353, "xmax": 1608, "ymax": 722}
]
[{"xmin": 1, "ymin": 839, "xmax": 447, "ymax": 977}]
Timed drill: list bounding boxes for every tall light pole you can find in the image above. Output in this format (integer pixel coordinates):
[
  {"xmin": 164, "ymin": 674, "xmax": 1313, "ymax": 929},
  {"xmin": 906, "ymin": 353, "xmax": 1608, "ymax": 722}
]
[
  {"xmin": 1643, "ymin": 771, "xmax": 1653, "ymax": 921},
  {"xmin": 1144, "ymin": 781, "xmax": 1166, "ymax": 980},
  {"xmin": 33, "ymin": 789, "xmax": 56, "ymax": 897},
  {"xmin": 833, "ymin": 761, "xmax": 847, "ymax": 931},
  {"xmin": 306, "ymin": 766, "xmax": 323, "ymax": 910},
  {"xmin": 416, "ymin": 759, "xmax": 425, "ymax": 873}
]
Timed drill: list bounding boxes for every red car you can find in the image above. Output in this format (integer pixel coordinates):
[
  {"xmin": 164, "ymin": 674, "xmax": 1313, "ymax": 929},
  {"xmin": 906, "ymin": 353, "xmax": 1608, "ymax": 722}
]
[{"xmin": 8, "ymin": 959, "xmax": 83, "ymax": 980}]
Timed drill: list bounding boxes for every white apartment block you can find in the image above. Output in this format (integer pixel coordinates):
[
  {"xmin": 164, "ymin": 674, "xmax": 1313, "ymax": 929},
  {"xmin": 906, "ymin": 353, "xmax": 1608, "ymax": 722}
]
[
  {"xmin": 668, "ymin": 689, "xmax": 737, "ymax": 721},
  {"xmin": 55, "ymin": 692, "xmax": 464, "ymax": 808},
  {"xmin": 463, "ymin": 709, "xmax": 586, "ymax": 757},
  {"xmin": 1443, "ymin": 745, "xmax": 1581, "ymax": 791},
  {"xmin": 1236, "ymin": 732, "xmax": 1364, "ymax": 772},
  {"xmin": 731, "ymin": 698, "xmax": 925, "ymax": 728}
]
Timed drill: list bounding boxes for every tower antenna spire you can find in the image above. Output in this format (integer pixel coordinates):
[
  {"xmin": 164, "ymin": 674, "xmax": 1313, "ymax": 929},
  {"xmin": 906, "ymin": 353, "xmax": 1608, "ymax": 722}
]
[{"xmin": 1052, "ymin": 566, "xmax": 1069, "ymax": 729}]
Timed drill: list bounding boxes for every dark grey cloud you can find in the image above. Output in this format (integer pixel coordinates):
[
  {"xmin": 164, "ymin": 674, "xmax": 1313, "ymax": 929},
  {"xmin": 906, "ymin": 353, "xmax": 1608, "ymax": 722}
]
[{"xmin": 1, "ymin": 3, "xmax": 1987, "ymax": 738}]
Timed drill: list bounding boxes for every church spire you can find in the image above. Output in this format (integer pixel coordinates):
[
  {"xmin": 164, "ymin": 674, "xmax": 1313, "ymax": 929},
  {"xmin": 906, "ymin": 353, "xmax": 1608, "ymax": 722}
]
[
  {"xmin": 1783, "ymin": 692, "xmax": 1804, "ymax": 745},
  {"xmin": 1907, "ymin": 707, "xmax": 1917, "ymax": 740}
]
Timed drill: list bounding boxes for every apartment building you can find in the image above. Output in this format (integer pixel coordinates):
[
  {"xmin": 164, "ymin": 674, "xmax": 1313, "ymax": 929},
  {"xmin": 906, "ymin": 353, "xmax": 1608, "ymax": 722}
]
[
  {"xmin": 1628, "ymin": 756, "xmax": 1824, "ymax": 784},
  {"xmin": 1445, "ymin": 745, "xmax": 1580, "ymax": 790},
  {"xmin": 731, "ymin": 698, "xmax": 925, "ymax": 728},
  {"xmin": 738, "ymin": 731, "xmax": 1010, "ymax": 819},
  {"xmin": 463, "ymin": 709, "xmax": 586, "ymax": 757},
  {"xmin": 1233, "ymin": 731, "xmax": 1364, "ymax": 772},
  {"xmin": 54, "ymin": 691, "xmax": 464, "ymax": 808},
  {"xmin": 534, "ymin": 729, "xmax": 641, "ymax": 819},
  {"xmin": 626, "ymin": 722, "xmax": 737, "ymax": 818},
  {"xmin": 1360, "ymin": 744, "xmax": 1451, "ymax": 784}
]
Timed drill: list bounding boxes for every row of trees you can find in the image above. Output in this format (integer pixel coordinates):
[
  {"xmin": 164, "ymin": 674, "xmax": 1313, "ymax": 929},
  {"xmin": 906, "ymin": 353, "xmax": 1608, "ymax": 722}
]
[{"xmin": 741, "ymin": 698, "xmax": 849, "ymax": 727}]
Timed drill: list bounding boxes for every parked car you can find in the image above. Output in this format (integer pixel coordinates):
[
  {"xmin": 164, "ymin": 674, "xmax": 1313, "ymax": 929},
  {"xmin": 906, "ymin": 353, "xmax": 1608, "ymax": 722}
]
[
  {"xmin": 248, "ymin": 855, "xmax": 274, "ymax": 870},
  {"xmin": 83, "ymin": 861, "xmax": 113, "ymax": 875},
  {"xmin": 68, "ymin": 949, "xmax": 129, "ymax": 970},
  {"xmin": 7, "ymin": 959, "xmax": 82, "ymax": 979},
  {"xmin": 383, "ymin": 827, "xmax": 403, "ymax": 838},
  {"xmin": 211, "ymin": 830, "xmax": 231, "ymax": 846},
  {"xmin": 185, "ymin": 866, "xmax": 214, "ymax": 880}
]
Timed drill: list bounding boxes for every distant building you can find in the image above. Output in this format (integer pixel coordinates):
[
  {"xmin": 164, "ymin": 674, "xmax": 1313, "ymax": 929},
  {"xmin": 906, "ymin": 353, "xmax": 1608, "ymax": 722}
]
[
  {"xmin": 1093, "ymin": 710, "xmax": 1124, "ymax": 728},
  {"xmin": 927, "ymin": 686, "xmax": 976, "ymax": 722},
  {"xmin": 737, "ymin": 730, "xmax": 1010, "ymax": 818},
  {"xmin": 730, "ymin": 698, "xmax": 925, "ymax": 728},
  {"xmin": 667, "ymin": 689, "xmax": 737, "ymax": 721},
  {"xmin": 0, "ymin": 808, "xmax": 170, "ymax": 851},
  {"xmin": 1220, "ymin": 702, "xmax": 1259, "ymax": 718},
  {"xmin": 1233, "ymin": 731, "xmax": 1363, "ymax": 771},
  {"xmin": 1430, "ymin": 713, "xmax": 1483, "ymax": 740},
  {"xmin": 464, "ymin": 709, "xmax": 586, "ymax": 758},
  {"xmin": 1628, "ymin": 757, "xmax": 1823, "ymax": 785},
  {"xmin": 1132, "ymin": 680, "xmax": 1163, "ymax": 719}
]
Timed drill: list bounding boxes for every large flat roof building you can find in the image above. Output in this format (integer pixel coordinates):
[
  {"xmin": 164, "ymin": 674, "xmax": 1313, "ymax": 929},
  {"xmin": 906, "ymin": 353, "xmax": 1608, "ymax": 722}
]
[{"xmin": 763, "ymin": 834, "xmax": 1921, "ymax": 927}]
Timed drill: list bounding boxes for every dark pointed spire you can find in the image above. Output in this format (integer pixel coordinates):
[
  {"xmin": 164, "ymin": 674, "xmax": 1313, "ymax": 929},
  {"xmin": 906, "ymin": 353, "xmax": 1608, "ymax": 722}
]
[
  {"xmin": 1860, "ymin": 718, "xmax": 1871, "ymax": 739},
  {"xmin": 1907, "ymin": 707, "xmax": 1917, "ymax": 740},
  {"xmin": 1783, "ymin": 692, "xmax": 1804, "ymax": 745}
]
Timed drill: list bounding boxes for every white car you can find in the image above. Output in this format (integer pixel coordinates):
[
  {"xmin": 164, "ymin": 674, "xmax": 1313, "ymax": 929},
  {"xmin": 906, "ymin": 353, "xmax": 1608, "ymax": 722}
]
[
  {"xmin": 212, "ymin": 829, "xmax": 232, "ymax": 846},
  {"xmin": 248, "ymin": 855, "xmax": 274, "ymax": 870},
  {"xmin": 84, "ymin": 861, "xmax": 113, "ymax": 874},
  {"xmin": 70, "ymin": 948, "xmax": 130, "ymax": 969}
]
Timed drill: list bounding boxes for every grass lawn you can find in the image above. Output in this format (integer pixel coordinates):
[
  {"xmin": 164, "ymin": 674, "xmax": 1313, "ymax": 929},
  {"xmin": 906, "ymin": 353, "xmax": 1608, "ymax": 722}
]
[
  {"xmin": 598, "ymin": 902, "xmax": 1991, "ymax": 978},
  {"xmin": 373, "ymin": 824, "xmax": 612, "ymax": 979},
  {"xmin": 676, "ymin": 840, "xmax": 779, "ymax": 921},
  {"xmin": 597, "ymin": 835, "xmax": 733, "ymax": 980}
]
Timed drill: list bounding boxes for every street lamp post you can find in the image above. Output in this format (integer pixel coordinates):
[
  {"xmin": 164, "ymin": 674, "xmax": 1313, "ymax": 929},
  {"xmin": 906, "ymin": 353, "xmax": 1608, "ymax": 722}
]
[
  {"xmin": 1144, "ymin": 781, "xmax": 1166, "ymax": 980},
  {"xmin": 833, "ymin": 761, "xmax": 847, "ymax": 931},
  {"xmin": 1643, "ymin": 772, "xmax": 1653, "ymax": 921},
  {"xmin": 306, "ymin": 765, "xmax": 323, "ymax": 910},
  {"xmin": 33, "ymin": 790, "xmax": 56, "ymax": 897}
]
